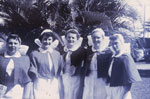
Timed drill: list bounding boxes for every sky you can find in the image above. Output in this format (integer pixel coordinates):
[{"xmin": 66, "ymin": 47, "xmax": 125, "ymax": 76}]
[
  {"xmin": 126, "ymin": 0, "xmax": 150, "ymax": 21},
  {"xmin": 139, "ymin": 0, "xmax": 150, "ymax": 21},
  {"xmin": 123, "ymin": 0, "xmax": 150, "ymax": 37},
  {"xmin": 144, "ymin": 5, "xmax": 150, "ymax": 20},
  {"xmin": 138, "ymin": 0, "xmax": 150, "ymax": 37}
]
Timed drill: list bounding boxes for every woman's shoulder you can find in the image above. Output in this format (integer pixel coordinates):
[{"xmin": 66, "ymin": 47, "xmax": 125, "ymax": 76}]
[
  {"xmin": 52, "ymin": 49, "xmax": 61, "ymax": 56},
  {"xmin": 29, "ymin": 49, "xmax": 40, "ymax": 56},
  {"xmin": 20, "ymin": 54, "xmax": 29, "ymax": 58},
  {"xmin": 121, "ymin": 53, "xmax": 132, "ymax": 59},
  {"xmin": 119, "ymin": 53, "xmax": 135, "ymax": 64},
  {"xmin": 74, "ymin": 46, "xmax": 87, "ymax": 53},
  {"xmin": 15, "ymin": 55, "xmax": 30, "ymax": 64},
  {"xmin": 0, "ymin": 54, "xmax": 5, "ymax": 62}
]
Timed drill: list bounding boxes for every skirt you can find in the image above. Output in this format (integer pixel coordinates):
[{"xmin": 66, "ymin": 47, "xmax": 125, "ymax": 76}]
[
  {"xmin": 106, "ymin": 84, "xmax": 132, "ymax": 99},
  {"xmin": 4, "ymin": 84, "xmax": 24, "ymax": 99},
  {"xmin": 62, "ymin": 73, "xmax": 82, "ymax": 99},
  {"xmin": 83, "ymin": 71, "xmax": 107, "ymax": 99},
  {"xmin": 33, "ymin": 77, "xmax": 60, "ymax": 99}
]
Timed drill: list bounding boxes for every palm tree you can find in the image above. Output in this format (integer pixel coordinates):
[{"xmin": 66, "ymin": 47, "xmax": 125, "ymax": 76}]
[
  {"xmin": 0, "ymin": 0, "xmax": 143, "ymax": 51},
  {"xmin": 0, "ymin": 0, "xmax": 69, "ymax": 51}
]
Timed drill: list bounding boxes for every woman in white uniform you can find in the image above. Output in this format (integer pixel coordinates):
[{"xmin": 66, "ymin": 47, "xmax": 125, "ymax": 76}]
[
  {"xmin": 83, "ymin": 28, "xmax": 112, "ymax": 99},
  {"xmin": 62, "ymin": 29, "xmax": 86, "ymax": 99},
  {"xmin": 29, "ymin": 29, "xmax": 63, "ymax": 99}
]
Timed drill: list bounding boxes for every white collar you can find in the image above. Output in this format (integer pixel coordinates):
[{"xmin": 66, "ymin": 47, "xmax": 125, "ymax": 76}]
[
  {"xmin": 4, "ymin": 51, "xmax": 21, "ymax": 58},
  {"xmin": 39, "ymin": 47, "xmax": 53, "ymax": 53},
  {"xmin": 64, "ymin": 44, "xmax": 80, "ymax": 52},
  {"xmin": 34, "ymin": 38, "xmax": 59, "ymax": 49},
  {"xmin": 88, "ymin": 35, "xmax": 110, "ymax": 49},
  {"xmin": 92, "ymin": 46, "xmax": 105, "ymax": 52},
  {"xmin": 62, "ymin": 36, "xmax": 83, "ymax": 52}
]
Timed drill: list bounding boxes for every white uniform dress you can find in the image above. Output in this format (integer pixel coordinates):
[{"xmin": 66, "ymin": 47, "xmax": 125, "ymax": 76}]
[
  {"xmin": 83, "ymin": 51, "xmax": 107, "ymax": 99},
  {"xmin": 62, "ymin": 46, "xmax": 82, "ymax": 99},
  {"xmin": 30, "ymin": 48, "xmax": 61, "ymax": 99}
]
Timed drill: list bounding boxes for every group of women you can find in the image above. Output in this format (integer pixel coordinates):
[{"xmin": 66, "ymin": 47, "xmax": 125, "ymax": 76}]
[{"xmin": 0, "ymin": 28, "xmax": 141, "ymax": 99}]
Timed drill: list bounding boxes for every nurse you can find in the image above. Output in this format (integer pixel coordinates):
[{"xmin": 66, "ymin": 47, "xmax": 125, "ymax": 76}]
[
  {"xmin": 62, "ymin": 29, "xmax": 86, "ymax": 99},
  {"xmin": 83, "ymin": 28, "xmax": 112, "ymax": 99},
  {"xmin": 29, "ymin": 29, "xmax": 63, "ymax": 99},
  {"xmin": 0, "ymin": 34, "xmax": 31, "ymax": 99},
  {"xmin": 107, "ymin": 34, "xmax": 142, "ymax": 99}
]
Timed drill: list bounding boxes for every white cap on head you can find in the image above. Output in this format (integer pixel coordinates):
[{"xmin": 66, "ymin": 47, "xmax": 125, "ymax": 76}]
[
  {"xmin": 92, "ymin": 28, "xmax": 105, "ymax": 37},
  {"xmin": 41, "ymin": 29, "xmax": 53, "ymax": 35}
]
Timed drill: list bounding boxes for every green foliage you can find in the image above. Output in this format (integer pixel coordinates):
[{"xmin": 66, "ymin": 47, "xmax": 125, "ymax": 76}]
[{"xmin": 0, "ymin": 0, "xmax": 143, "ymax": 50}]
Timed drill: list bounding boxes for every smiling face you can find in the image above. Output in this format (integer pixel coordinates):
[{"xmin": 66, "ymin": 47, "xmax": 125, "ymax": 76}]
[
  {"xmin": 66, "ymin": 33, "xmax": 78, "ymax": 48},
  {"xmin": 7, "ymin": 38, "xmax": 20, "ymax": 56},
  {"xmin": 92, "ymin": 32, "xmax": 104, "ymax": 49},
  {"xmin": 41, "ymin": 35, "xmax": 53, "ymax": 50},
  {"xmin": 110, "ymin": 34, "xmax": 125, "ymax": 55},
  {"xmin": 111, "ymin": 39, "xmax": 123, "ymax": 55}
]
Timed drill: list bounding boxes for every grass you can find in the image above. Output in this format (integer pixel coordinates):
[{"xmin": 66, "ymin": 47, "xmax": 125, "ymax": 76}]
[{"xmin": 131, "ymin": 70, "xmax": 150, "ymax": 99}]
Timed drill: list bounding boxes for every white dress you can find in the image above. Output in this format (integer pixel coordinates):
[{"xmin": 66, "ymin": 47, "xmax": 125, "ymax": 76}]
[
  {"xmin": 33, "ymin": 77, "xmax": 59, "ymax": 99},
  {"xmin": 31, "ymin": 48, "xmax": 60, "ymax": 99},
  {"xmin": 83, "ymin": 53, "xmax": 107, "ymax": 99},
  {"xmin": 62, "ymin": 49, "xmax": 81, "ymax": 99}
]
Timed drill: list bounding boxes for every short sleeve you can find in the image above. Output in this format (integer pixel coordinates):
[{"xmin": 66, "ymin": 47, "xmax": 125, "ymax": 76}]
[{"xmin": 28, "ymin": 51, "xmax": 38, "ymax": 80}]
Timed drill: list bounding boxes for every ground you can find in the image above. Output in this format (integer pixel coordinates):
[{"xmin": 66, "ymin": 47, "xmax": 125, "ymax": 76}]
[
  {"xmin": 131, "ymin": 63, "xmax": 150, "ymax": 99},
  {"xmin": 131, "ymin": 77, "xmax": 150, "ymax": 99}
]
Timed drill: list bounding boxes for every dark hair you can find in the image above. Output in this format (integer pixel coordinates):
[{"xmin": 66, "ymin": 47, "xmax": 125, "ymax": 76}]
[
  {"xmin": 6, "ymin": 34, "xmax": 21, "ymax": 44},
  {"xmin": 39, "ymin": 32, "xmax": 55, "ymax": 41},
  {"xmin": 65, "ymin": 29, "xmax": 80, "ymax": 39}
]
